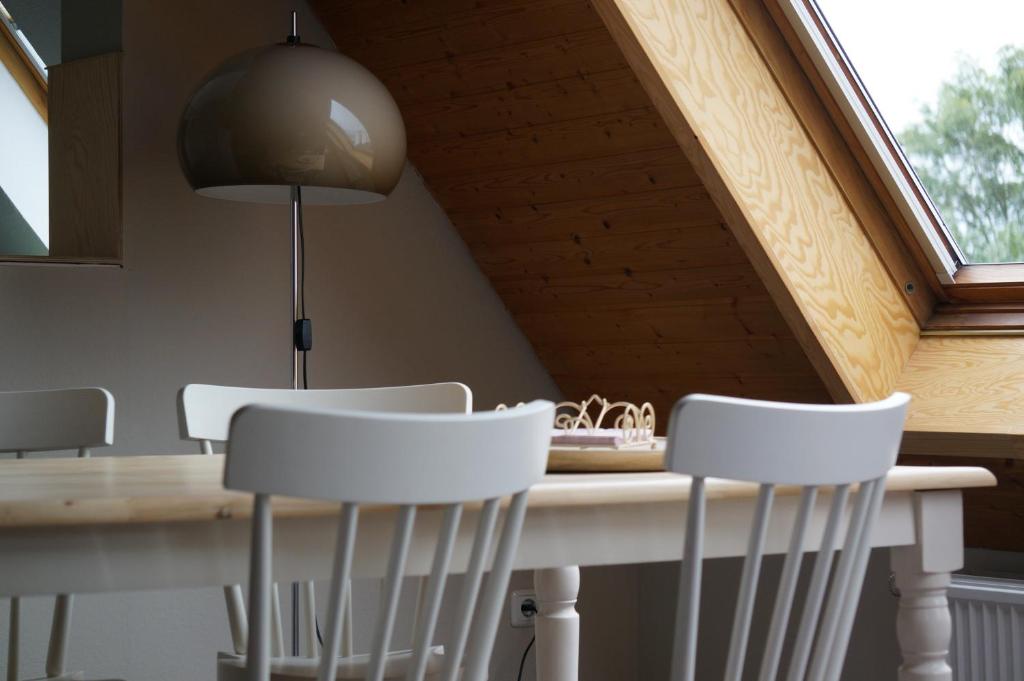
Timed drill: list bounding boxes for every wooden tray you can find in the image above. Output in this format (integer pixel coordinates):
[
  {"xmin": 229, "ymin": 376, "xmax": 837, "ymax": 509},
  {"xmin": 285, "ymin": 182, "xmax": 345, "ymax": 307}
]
[{"xmin": 547, "ymin": 437, "xmax": 666, "ymax": 472}]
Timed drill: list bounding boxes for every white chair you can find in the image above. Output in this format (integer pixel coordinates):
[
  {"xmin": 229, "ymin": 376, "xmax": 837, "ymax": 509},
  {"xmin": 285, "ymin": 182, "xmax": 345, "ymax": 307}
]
[
  {"xmin": 218, "ymin": 399, "xmax": 554, "ymax": 681},
  {"xmin": 663, "ymin": 392, "xmax": 909, "ymax": 681},
  {"xmin": 177, "ymin": 383, "xmax": 472, "ymax": 668},
  {"xmin": 0, "ymin": 388, "xmax": 115, "ymax": 681}
]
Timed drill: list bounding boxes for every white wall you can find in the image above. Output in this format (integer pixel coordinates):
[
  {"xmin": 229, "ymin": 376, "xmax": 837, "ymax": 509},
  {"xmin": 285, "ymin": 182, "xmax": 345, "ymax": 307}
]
[{"xmin": 0, "ymin": 1, "xmax": 566, "ymax": 679}]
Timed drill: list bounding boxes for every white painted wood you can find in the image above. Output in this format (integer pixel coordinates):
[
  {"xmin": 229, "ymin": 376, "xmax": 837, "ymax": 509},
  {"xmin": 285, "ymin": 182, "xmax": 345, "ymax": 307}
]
[
  {"xmin": 407, "ymin": 504, "xmax": 462, "ymax": 681},
  {"xmin": 664, "ymin": 393, "xmax": 910, "ymax": 681},
  {"xmin": 0, "ymin": 388, "xmax": 114, "ymax": 681},
  {"xmin": 758, "ymin": 486, "xmax": 816, "ymax": 681},
  {"xmin": 725, "ymin": 484, "xmax": 774, "ymax": 681},
  {"xmin": 534, "ymin": 567, "xmax": 580, "ymax": 681},
  {"xmin": 301, "ymin": 582, "xmax": 317, "ymax": 657},
  {"xmin": 225, "ymin": 401, "xmax": 553, "ymax": 681},
  {"xmin": 786, "ymin": 485, "xmax": 850, "ymax": 681},
  {"xmin": 316, "ymin": 504, "xmax": 359, "ymax": 681},
  {"xmin": 666, "ymin": 393, "xmax": 909, "ymax": 485},
  {"xmin": 224, "ymin": 402, "xmax": 550, "ymax": 504},
  {"xmin": 225, "ymin": 586, "xmax": 248, "ymax": 655},
  {"xmin": 178, "ymin": 381, "xmax": 472, "ymax": 663},
  {"xmin": 45, "ymin": 595, "xmax": 72, "ymax": 678},
  {"xmin": 671, "ymin": 475, "xmax": 705, "ymax": 681},
  {"xmin": 806, "ymin": 480, "xmax": 876, "ymax": 681},
  {"xmin": 271, "ymin": 584, "xmax": 284, "ymax": 658},
  {"xmin": 0, "ymin": 483, "xmax": 924, "ymax": 597},
  {"xmin": 366, "ymin": 506, "xmax": 416, "ymax": 681},
  {"xmin": 0, "ymin": 388, "xmax": 113, "ymax": 454},
  {"xmin": 439, "ymin": 498, "xmax": 499, "ymax": 681},
  {"xmin": 246, "ymin": 494, "xmax": 273, "ymax": 681},
  {"xmin": 462, "ymin": 491, "xmax": 532, "ymax": 681},
  {"xmin": 891, "ymin": 490, "xmax": 965, "ymax": 681},
  {"xmin": 178, "ymin": 382, "xmax": 472, "ymax": 446},
  {"xmin": 0, "ymin": 462, "xmax": 980, "ymax": 681}
]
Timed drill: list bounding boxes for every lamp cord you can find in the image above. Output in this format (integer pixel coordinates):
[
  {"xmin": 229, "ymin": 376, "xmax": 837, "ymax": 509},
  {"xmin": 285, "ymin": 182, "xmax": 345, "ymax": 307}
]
[{"xmin": 298, "ymin": 188, "xmax": 309, "ymax": 390}]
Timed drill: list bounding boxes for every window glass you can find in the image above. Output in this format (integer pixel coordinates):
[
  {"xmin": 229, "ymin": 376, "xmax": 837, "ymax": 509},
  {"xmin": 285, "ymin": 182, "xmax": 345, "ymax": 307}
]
[
  {"xmin": 815, "ymin": 0, "xmax": 1024, "ymax": 264},
  {"xmin": 0, "ymin": 0, "xmax": 51, "ymax": 255}
]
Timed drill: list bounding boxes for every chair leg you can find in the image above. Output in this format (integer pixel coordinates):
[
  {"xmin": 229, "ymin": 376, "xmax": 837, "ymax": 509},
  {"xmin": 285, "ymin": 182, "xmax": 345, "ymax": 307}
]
[
  {"xmin": 224, "ymin": 585, "xmax": 248, "ymax": 655},
  {"xmin": 301, "ymin": 581, "xmax": 317, "ymax": 657},
  {"xmin": 341, "ymin": 581, "xmax": 353, "ymax": 658},
  {"xmin": 45, "ymin": 594, "xmax": 73, "ymax": 678},
  {"xmin": 271, "ymin": 584, "xmax": 284, "ymax": 657},
  {"xmin": 8, "ymin": 597, "xmax": 19, "ymax": 681}
]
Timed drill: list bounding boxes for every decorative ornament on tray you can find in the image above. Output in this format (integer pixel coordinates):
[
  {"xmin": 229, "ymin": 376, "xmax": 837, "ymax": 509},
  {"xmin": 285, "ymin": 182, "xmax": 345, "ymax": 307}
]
[{"xmin": 498, "ymin": 395, "xmax": 657, "ymax": 449}]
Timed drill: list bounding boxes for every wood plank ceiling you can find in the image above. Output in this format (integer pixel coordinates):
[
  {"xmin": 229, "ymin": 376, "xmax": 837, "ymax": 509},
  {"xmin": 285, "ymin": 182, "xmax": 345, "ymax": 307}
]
[{"xmin": 310, "ymin": 0, "xmax": 832, "ymax": 419}]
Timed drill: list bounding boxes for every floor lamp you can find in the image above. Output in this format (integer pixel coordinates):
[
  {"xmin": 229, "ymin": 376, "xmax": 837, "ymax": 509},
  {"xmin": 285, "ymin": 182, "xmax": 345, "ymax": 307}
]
[{"xmin": 177, "ymin": 11, "xmax": 406, "ymax": 656}]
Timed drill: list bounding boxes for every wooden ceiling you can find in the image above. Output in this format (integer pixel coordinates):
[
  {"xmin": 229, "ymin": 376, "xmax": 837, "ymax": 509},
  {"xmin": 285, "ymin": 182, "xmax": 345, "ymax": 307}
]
[{"xmin": 310, "ymin": 0, "xmax": 832, "ymax": 419}]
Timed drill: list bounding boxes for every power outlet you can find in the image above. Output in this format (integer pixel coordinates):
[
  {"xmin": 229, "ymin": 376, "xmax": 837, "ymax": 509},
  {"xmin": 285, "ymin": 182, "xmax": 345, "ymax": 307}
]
[{"xmin": 509, "ymin": 590, "xmax": 537, "ymax": 628}]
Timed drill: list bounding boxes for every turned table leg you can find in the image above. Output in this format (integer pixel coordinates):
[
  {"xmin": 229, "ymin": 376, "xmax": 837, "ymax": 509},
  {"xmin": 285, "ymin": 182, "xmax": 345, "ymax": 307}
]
[
  {"xmin": 891, "ymin": 490, "xmax": 963, "ymax": 681},
  {"xmin": 534, "ymin": 566, "xmax": 580, "ymax": 681}
]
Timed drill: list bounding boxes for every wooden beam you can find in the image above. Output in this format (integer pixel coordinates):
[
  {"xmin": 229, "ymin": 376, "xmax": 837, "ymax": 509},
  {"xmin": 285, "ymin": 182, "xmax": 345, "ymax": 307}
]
[
  {"xmin": 47, "ymin": 53, "xmax": 122, "ymax": 261},
  {"xmin": 898, "ymin": 336, "xmax": 1024, "ymax": 458},
  {"xmin": 591, "ymin": 0, "xmax": 919, "ymax": 402}
]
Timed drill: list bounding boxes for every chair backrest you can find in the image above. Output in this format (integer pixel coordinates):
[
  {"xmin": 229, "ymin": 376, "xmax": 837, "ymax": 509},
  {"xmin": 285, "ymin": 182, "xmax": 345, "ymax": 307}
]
[
  {"xmin": 178, "ymin": 382, "xmax": 472, "ymax": 452},
  {"xmin": 225, "ymin": 400, "xmax": 554, "ymax": 681},
  {"xmin": 0, "ymin": 388, "xmax": 114, "ymax": 455},
  {"xmin": 664, "ymin": 392, "xmax": 910, "ymax": 681}
]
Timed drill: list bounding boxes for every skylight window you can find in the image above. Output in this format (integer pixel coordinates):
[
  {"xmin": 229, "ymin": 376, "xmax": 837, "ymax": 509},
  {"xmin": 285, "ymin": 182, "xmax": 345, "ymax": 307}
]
[
  {"xmin": 813, "ymin": 0, "xmax": 1024, "ymax": 265},
  {"xmin": 0, "ymin": 1, "xmax": 46, "ymax": 79}
]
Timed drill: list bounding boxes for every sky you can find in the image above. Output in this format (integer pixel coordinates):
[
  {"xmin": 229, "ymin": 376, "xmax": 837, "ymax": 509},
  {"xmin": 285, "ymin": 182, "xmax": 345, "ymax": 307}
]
[{"xmin": 814, "ymin": 0, "xmax": 1024, "ymax": 133}]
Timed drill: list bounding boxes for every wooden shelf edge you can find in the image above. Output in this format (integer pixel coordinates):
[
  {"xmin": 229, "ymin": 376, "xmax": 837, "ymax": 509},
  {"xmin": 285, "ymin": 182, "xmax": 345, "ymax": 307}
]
[
  {"xmin": 902, "ymin": 430, "xmax": 1024, "ymax": 460},
  {"xmin": 0, "ymin": 256, "xmax": 122, "ymax": 267}
]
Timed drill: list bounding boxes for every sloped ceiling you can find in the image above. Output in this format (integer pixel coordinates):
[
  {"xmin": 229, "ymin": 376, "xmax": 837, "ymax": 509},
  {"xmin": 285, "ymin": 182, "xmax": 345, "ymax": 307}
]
[{"xmin": 309, "ymin": 0, "xmax": 831, "ymax": 419}]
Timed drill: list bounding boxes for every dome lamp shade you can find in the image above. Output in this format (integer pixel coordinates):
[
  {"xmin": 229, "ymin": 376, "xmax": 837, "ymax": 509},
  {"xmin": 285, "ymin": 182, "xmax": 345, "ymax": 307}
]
[{"xmin": 178, "ymin": 39, "xmax": 406, "ymax": 205}]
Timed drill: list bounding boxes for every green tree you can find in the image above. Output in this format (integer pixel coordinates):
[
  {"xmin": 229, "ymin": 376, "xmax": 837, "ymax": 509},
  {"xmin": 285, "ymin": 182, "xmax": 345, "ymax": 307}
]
[{"xmin": 899, "ymin": 46, "xmax": 1024, "ymax": 263}]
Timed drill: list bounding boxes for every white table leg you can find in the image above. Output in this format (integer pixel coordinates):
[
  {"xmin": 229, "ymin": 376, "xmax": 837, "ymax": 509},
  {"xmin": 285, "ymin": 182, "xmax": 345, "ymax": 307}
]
[
  {"xmin": 890, "ymin": 490, "xmax": 963, "ymax": 681},
  {"xmin": 533, "ymin": 567, "xmax": 580, "ymax": 681}
]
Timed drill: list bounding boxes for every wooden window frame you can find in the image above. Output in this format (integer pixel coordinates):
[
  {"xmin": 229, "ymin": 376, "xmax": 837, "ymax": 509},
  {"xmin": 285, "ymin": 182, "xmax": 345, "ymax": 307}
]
[
  {"xmin": 759, "ymin": 0, "xmax": 1024, "ymax": 324},
  {"xmin": 0, "ymin": 10, "xmax": 46, "ymax": 122}
]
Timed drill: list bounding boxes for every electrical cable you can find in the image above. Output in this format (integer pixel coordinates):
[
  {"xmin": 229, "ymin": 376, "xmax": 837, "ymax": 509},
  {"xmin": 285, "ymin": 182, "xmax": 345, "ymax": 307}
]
[
  {"xmin": 516, "ymin": 636, "xmax": 535, "ymax": 681},
  {"xmin": 298, "ymin": 189, "xmax": 309, "ymax": 390}
]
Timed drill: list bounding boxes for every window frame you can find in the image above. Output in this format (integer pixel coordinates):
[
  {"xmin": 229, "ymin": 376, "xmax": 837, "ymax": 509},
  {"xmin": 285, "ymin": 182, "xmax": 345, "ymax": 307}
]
[
  {"xmin": 764, "ymin": 0, "xmax": 1024, "ymax": 316},
  {"xmin": 774, "ymin": 0, "xmax": 963, "ymax": 282},
  {"xmin": 0, "ymin": 7, "xmax": 46, "ymax": 123}
]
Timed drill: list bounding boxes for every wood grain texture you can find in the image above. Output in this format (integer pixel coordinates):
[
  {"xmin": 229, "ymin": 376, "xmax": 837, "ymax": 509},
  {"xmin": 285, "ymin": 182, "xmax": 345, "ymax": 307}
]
[
  {"xmin": 47, "ymin": 53, "xmax": 122, "ymax": 261},
  {"xmin": 926, "ymin": 303, "xmax": 1024, "ymax": 332},
  {"xmin": 0, "ymin": 454, "xmax": 993, "ymax": 528},
  {"xmin": 944, "ymin": 264, "xmax": 1024, "ymax": 303},
  {"xmin": 591, "ymin": 0, "xmax": 920, "ymax": 402},
  {"xmin": 730, "ymin": 0, "xmax": 937, "ymax": 325},
  {"xmin": 954, "ymin": 265, "xmax": 1024, "ymax": 286},
  {"xmin": 310, "ymin": 0, "xmax": 832, "ymax": 414},
  {"xmin": 897, "ymin": 336, "xmax": 1024, "ymax": 457},
  {"xmin": 761, "ymin": 0, "xmax": 949, "ymax": 306}
]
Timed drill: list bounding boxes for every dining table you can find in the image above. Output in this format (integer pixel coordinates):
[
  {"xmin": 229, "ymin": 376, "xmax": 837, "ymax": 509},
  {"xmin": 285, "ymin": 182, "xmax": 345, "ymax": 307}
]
[{"xmin": 0, "ymin": 453, "xmax": 995, "ymax": 681}]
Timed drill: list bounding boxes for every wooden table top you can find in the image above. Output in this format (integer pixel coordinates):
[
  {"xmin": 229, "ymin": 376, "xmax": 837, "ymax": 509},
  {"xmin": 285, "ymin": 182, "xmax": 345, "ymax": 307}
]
[{"xmin": 0, "ymin": 454, "xmax": 995, "ymax": 529}]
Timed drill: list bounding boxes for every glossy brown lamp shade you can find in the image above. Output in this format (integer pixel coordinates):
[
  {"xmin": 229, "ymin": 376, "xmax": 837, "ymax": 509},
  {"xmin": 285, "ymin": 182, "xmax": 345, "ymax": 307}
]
[{"xmin": 178, "ymin": 42, "xmax": 406, "ymax": 205}]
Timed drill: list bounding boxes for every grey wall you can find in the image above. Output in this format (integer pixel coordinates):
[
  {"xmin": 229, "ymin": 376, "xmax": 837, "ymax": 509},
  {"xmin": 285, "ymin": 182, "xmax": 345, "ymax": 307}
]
[{"xmin": 0, "ymin": 0, "xmax": 568, "ymax": 679}]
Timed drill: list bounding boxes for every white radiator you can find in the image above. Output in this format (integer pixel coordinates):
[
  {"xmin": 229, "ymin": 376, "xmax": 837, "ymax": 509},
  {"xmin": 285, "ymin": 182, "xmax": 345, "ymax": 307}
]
[{"xmin": 949, "ymin": 575, "xmax": 1024, "ymax": 680}]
